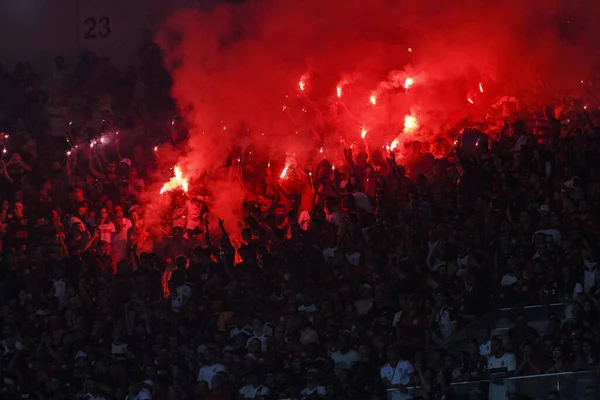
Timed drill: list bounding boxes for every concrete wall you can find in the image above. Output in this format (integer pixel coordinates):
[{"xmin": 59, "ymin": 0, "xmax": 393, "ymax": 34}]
[{"xmin": 0, "ymin": 0, "xmax": 187, "ymax": 77}]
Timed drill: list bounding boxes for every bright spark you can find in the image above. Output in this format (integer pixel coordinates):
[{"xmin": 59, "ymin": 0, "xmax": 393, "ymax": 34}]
[
  {"xmin": 336, "ymin": 86, "xmax": 342, "ymax": 98},
  {"xmin": 404, "ymin": 77, "xmax": 414, "ymax": 90},
  {"xmin": 467, "ymin": 98, "xmax": 474, "ymax": 104},
  {"xmin": 390, "ymin": 139, "xmax": 399, "ymax": 150},
  {"xmin": 361, "ymin": 128, "xmax": 368, "ymax": 139},
  {"xmin": 479, "ymin": 82, "xmax": 484, "ymax": 93},
  {"xmin": 369, "ymin": 94, "xmax": 377, "ymax": 106}
]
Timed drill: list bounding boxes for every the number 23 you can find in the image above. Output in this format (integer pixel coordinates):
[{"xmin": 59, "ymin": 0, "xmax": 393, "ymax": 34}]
[{"xmin": 84, "ymin": 17, "xmax": 111, "ymax": 39}]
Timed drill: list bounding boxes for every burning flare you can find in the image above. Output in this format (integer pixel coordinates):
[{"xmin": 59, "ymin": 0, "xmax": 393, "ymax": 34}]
[
  {"xmin": 299, "ymin": 74, "xmax": 308, "ymax": 92},
  {"xmin": 369, "ymin": 94, "xmax": 377, "ymax": 105},
  {"xmin": 404, "ymin": 115, "xmax": 418, "ymax": 133},
  {"xmin": 280, "ymin": 165, "xmax": 289, "ymax": 179},
  {"xmin": 467, "ymin": 97, "xmax": 474, "ymax": 104},
  {"xmin": 479, "ymin": 82, "xmax": 484, "ymax": 93},
  {"xmin": 361, "ymin": 127, "xmax": 368, "ymax": 139},
  {"xmin": 390, "ymin": 138, "xmax": 399, "ymax": 150},
  {"xmin": 160, "ymin": 165, "xmax": 189, "ymax": 194},
  {"xmin": 404, "ymin": 77, "xmax": 414, "ymax": 90},
  {"xmin": 336, "ymin": 86, "xmax": 342, "ymax": 98}
]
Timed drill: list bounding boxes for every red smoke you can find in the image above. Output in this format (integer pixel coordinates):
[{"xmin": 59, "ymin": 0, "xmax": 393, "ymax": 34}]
[{"xmin": 153, "ymin": 0, "xmax": 599, "ymax": 230}]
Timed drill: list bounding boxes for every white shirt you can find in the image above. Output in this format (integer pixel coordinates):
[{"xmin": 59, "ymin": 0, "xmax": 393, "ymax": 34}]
[
  {"xmin": 322, "ymin": 246, "xmax": 337, "ymax": 262},
  {"xmin": 300, "ymin": 386, "xmax": 326, "ymax": 397},
  {"xmin": 298, "ymin": 304, "xmax": 317, "ymax": 314},
  {"xmin": 479, "ymin": 340, "xmax": 491, "ymax": 358},
  {"xmin": 487, "ymin": 352, "xmax": 516, "ymax": 372},
  {"xmin": 487, "ymin": 352, "xmax": 516, "ymax": 398},
  {"xmin": 98, "ymin": 222, "xmax": 115, "ymax": 243},
  {"xmin": 171, "ymin": 283, "xmax": 192, "ymax": 311},
  {"xmin": 392, "ymin": 311, "xmax": 402, "ymax": 327},
  {"xmin": 238, "ymin": 384, "xmax": 270, "ymax": 398},
  {"xmin": 132, "ymin": 388, "xmax": 152, "ymax": 400},
  {"xmin": 345, "ymin": 252, "xmax": 361, "ymax": 266},
  {"xmin": 330, "ymin": 349, "xmax": 359, "ymax": 373},
  {"xmin": 247, "ymin": 333, "xmax": 269, "ymax": 352},
  {"xmin": 197, "ymin": 363, "xmax": 227, "ymax": 389},
  {"xmin": 435, "ymin": 307, "xmax": 453, "ymax": 340},
  {"xmin": 353, "ymin": 192, "xmax": 373, "ymax": 213},
  {"xmin": 186, "ymin": 200, "xmax": 201, "ymax": 231},
  {"xmin": 534, "ymin": 228, "xmax": 562, "ymax": 245},
  {"xmin": 380, "ymin": 360, "xmax": 414, "ymax": 385},
  {"xmin": 325, "ymin": 211, "xmax": 342, "ymax": 226},
  {"xmin": 111, "ymin": 218, "xmax": 132, "ymax": 263},
  {"xmin": 230, "ymin": 325, "xmax": 252, "ymax": 338},
  {"xmin": 111, "ymin": 342, "xmax": 128, "ymax": 356},
  {"xmin": 83, "ymin": 394, "xmax": 106, "ymax": 400},
  {"xmin": 501, "ymin": 274, "xmax": 518, "ymax": 287},
  {"xmin": 584, "ymin": 259, "xmax": 598, "ymax": 294}
]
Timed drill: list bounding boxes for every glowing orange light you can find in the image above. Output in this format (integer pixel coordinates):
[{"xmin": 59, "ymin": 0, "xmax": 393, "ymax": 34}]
[
  {"xmin": 467, "ymin": 98, "xmax": 474, "ymax": 104},
  {"xmin": 479, "ymin": 83, "xmax": 484, "ymax": 93},
  {"xmin": 160, "ymin": 166, "xmax": 189, "ymax": 194},
  {"xmin": 404, "ymin": 77, "xmax": 414, "ymax": 90},
  {"xmin": 369, "ymin": 94, "xmax": 377, "ymax": 105},
  {"xmin": 404, "ymin": 115, "xmax": 418, "ymax": 133},
  {"xmin": 361, "ymin": 128, "xmax": 368, "ymax": 139},
  {"xmin": 336, "ymin": 86, "xmax": 342, "ymax": 98},
  {"xmin": 390, "ymin": 138, "xmax": 399, "ymax": 150},
  {"xmin": 280, "ymin": 165, "xmax": 289, "ymax": 179}
]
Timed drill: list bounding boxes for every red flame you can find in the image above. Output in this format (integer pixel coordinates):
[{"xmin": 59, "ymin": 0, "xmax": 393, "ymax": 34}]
[
  {"xmin": 280, "ymin": 165, "xmax": 289, "ymax": 179},
  {"xmin": 404, "ymin": 115, "xmax": 418, "ymax": 132},
  {"xmin": 160, "ymin": 165, "xmax": 189, "ymax": 194}
]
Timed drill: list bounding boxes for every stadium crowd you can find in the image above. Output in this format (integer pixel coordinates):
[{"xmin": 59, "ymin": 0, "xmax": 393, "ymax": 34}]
[{"xmin": 1, "ymin": 44, "xmax": 600, "ymax": 400}]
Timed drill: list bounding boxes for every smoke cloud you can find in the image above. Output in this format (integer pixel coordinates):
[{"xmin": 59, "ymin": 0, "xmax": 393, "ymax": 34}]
[{"xmin": 153, "ymin": 0, "xmax": 599, "ymax": 231}]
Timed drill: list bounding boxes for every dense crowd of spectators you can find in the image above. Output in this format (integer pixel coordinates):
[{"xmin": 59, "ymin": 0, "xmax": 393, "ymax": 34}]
[{"xmin": 2, "ymin": 43, "xmax": 600, "ymax": 400}]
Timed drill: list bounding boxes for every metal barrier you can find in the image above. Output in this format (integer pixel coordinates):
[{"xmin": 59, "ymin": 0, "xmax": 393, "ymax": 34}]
[
  {"xmin": 441, "ymin": 303, "xmax": 569, "ymax": 352},
  {"xmin": 386, "ymin": 371, "xmax": 599, "ymax": 400}
]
